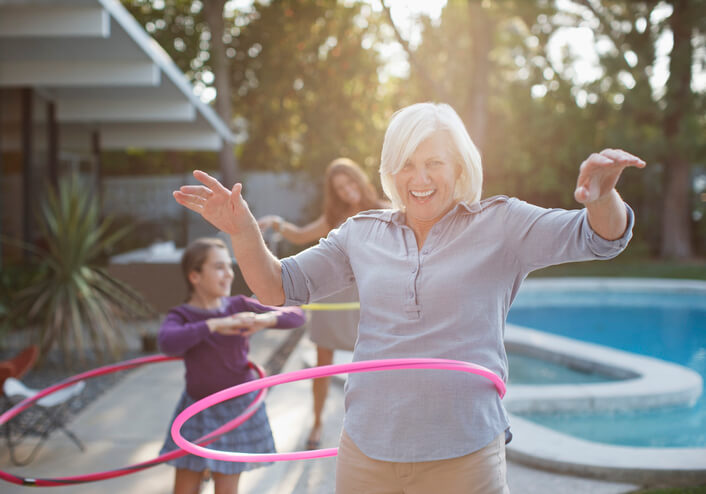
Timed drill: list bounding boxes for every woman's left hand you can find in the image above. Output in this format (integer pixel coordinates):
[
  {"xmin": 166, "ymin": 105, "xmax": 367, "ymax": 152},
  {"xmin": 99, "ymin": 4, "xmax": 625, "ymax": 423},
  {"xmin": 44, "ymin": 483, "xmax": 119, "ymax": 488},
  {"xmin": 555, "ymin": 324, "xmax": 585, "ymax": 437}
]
[{"xmin": 574, "ymin": 149, "xmax": 646, "ymax": 205}]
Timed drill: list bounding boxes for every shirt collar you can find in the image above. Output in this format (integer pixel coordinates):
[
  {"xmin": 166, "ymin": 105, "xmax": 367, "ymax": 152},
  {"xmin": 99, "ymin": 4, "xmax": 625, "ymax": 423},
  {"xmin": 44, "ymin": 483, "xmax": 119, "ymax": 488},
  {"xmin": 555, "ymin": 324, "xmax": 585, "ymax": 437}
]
[{"xmin": 388, "ymin": 200, "xmax": 482, "ymax": 226}]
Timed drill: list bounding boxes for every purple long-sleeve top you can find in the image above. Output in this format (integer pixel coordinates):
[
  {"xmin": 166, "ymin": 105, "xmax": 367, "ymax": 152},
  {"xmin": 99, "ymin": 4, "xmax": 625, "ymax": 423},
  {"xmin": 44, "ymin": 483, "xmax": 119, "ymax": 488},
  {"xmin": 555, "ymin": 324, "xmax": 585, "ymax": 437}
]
[{"xmin": 158, "ymin": 295, "xmax": 305, "ymax": 400}]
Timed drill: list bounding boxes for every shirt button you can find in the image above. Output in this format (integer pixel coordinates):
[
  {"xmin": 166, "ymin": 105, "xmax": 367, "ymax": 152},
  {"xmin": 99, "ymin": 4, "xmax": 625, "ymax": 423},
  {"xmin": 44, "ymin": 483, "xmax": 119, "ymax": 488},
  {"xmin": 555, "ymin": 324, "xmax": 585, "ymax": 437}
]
[
  {"xmin": 412, "ymin": 266, "xmax": 417, "ymax": 273},
  {"xmin": 422, "ymin": 249, "xmax": 429, "ymax": 255}
]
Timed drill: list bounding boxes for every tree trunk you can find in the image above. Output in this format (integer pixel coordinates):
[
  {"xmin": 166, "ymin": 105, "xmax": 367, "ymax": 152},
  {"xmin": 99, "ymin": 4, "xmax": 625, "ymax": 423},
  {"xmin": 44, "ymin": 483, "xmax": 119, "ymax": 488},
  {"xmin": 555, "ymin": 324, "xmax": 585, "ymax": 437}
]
[
  {"xmin": 660, "ymin": 0, "xmax": 693, "ymax": 258},
  {"xmin": 466, "ymin": 1, "xmax": 493, "ymax": 156},
  {"xmin": 203, "ymin": 0, "xmax": 238, "ymax": 187}
]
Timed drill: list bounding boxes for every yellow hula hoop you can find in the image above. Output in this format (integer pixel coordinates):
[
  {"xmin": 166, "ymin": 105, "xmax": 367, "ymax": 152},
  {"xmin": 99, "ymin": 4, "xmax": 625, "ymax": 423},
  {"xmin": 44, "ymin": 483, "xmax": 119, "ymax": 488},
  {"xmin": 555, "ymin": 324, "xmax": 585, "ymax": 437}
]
[{"xmin": 301, "ymin": 302, "xmax": 360, "ymax": 311}]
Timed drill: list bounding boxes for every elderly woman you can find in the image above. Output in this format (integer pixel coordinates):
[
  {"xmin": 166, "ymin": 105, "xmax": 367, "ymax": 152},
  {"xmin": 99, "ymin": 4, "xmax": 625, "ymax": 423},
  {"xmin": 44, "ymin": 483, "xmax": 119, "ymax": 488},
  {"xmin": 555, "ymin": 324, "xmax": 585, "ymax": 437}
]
[{"xmin": 173, "ymin": 102, "xmax": 644, "ymax": 494}]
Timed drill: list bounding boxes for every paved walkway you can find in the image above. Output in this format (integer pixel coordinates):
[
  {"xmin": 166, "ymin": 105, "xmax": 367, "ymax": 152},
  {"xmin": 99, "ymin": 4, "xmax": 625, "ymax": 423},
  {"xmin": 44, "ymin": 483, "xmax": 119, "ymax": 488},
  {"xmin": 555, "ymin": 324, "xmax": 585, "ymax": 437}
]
[{"xmin": 0, "ymin": 329, "xmax": 642, "ymax": 493}]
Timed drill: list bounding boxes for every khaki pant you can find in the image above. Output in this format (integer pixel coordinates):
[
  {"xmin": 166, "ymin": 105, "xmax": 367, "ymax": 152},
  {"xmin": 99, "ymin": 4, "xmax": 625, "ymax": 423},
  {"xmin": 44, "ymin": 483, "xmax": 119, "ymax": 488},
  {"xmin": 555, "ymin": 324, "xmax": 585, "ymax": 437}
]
[{"xmin": 335, "ymin": 430, "xmax": 510, "ymax": 494}]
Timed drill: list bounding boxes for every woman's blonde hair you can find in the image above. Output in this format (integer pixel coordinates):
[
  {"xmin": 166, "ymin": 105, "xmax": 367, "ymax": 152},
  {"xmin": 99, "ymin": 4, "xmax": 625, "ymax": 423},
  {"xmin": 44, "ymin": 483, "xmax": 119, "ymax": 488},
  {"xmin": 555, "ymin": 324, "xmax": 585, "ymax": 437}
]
[{"xmin": 379, "ymin": 103, "xmax": 483, "ymax": 210}]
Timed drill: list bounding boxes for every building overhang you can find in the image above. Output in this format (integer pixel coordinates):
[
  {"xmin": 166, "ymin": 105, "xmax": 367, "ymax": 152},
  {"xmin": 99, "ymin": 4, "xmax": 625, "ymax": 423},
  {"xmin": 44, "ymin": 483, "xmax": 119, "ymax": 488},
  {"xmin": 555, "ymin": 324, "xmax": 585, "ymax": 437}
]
[{"xmin": 0, "ymin": 0, "xmax": 234, "ymax": 151}]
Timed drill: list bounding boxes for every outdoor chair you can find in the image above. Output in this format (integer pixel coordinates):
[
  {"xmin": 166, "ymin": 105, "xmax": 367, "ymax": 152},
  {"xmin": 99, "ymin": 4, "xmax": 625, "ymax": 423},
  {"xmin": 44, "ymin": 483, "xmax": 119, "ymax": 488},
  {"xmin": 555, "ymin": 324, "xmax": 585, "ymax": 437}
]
[
  {"xmin": 0, "ymin": 345, "xmax": 39, "ymax": 388},
  {"xmin": 0, "ymin": 345, "xmax": 86, "ymax": 466}
]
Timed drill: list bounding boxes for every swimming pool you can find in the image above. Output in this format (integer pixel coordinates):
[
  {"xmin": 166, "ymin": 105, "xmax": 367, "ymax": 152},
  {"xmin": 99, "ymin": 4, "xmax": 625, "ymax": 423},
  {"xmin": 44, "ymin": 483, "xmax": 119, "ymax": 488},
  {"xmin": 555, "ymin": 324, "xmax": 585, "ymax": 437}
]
[{"xmin": 507, "ymin": 279, "xmax": 706, "ymax": 448}]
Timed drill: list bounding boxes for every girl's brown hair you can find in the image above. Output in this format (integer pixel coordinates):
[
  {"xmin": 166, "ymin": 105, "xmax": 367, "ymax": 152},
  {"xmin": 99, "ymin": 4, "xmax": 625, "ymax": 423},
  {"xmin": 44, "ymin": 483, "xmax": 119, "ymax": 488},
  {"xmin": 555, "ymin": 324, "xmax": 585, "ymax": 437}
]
[
  {"xmin": 181, "ymin": 237, "xmax": 229, "ymax": 299},
  {"xmin": 323, "ymin": 158, "xmax": 384, "ymax": 228}
]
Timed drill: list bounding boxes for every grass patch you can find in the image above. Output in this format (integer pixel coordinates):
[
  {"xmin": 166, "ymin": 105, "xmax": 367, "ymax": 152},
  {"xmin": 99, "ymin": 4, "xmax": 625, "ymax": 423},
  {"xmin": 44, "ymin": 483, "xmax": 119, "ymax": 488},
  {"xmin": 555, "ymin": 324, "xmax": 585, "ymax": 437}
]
[
  {"xmin": 629, "ymin": 487, "xmax": 706, "ymax": 494},
  {"xmin": 530, "ymin": 257, "xmax": 706, "ymax": 280}
]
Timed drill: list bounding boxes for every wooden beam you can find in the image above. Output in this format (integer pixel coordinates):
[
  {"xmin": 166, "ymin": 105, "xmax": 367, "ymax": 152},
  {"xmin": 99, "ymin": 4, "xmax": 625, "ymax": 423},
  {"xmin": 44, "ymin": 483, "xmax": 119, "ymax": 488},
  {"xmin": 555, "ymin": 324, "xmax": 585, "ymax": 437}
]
[
  {"xmin": 21, "ymin": 88, "xmax": 32, "ymax": 252},
  {"xmin": 48, "ymin": 101, "xmax": 58, "ymax": 187}
]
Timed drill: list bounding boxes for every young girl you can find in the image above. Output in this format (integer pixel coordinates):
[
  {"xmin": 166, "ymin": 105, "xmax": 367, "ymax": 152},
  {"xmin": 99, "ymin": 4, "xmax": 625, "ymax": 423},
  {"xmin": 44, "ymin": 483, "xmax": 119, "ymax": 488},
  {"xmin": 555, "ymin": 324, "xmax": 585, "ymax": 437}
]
[
  {"xmin": 257, "ymin": 158, "xmax": 389, "ymax": 450},
  {"xmin": 158, "ymin": 237, "xmax": 305, "ymax": 494}
]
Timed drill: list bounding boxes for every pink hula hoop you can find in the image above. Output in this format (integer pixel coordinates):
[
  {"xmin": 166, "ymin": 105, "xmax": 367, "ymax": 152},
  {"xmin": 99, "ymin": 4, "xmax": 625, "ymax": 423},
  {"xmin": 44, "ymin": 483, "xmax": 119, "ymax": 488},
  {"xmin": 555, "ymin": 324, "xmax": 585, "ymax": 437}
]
[
  {"xmin": 172, "ymin": 358, "xmax": 506, "ymax": 463},
  {"xmin": 0, "ymin": 355, "xmax": 267, "ymax": 487}
]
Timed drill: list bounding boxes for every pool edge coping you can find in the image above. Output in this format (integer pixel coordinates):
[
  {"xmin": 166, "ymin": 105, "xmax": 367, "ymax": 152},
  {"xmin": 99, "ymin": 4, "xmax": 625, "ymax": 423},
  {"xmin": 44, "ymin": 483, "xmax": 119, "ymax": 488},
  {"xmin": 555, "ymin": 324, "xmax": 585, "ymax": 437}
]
[
  {"xmin": 507, "ymin": 414, "xmax": 706, "ymax": 485},
  {"xmin": 505, "ymin": 325, "xmax": 703, "ymax": 412}
]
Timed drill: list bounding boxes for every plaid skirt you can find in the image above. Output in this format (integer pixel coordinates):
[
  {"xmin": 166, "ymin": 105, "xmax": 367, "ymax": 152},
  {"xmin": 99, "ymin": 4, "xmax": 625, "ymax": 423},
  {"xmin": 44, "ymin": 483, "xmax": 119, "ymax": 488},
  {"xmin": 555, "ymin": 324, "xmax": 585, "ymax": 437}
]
[{"xmin": 159, "ymin": 389, "xmax": 275, "ymax": 475}]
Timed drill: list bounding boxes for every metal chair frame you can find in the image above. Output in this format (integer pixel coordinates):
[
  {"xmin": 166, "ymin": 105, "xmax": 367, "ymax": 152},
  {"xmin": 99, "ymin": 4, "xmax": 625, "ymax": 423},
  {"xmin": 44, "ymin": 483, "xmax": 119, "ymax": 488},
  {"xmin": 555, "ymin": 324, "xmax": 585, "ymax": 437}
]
[{"xmin": 0, "ymin": 346, "xmax": 86, "ymax": 466}]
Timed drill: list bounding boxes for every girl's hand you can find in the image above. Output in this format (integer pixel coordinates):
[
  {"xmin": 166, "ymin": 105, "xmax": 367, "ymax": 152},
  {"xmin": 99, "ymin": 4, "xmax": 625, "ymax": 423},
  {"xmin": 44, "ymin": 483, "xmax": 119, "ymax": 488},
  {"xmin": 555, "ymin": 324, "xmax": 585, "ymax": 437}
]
[
  {"xmin": 173, "ymin": 170, "xmax": 255, "ymax": 236},
  {"xmin": 206, "ymin": 312, "xmax": 278, "ymax": 336},
  {"xmin": 238, "ymin": 312, "xmax": 278, "ymax": 336},
  {"xmin": 574, "ymin": 149, "xmax": 646, "ymax": 205}
]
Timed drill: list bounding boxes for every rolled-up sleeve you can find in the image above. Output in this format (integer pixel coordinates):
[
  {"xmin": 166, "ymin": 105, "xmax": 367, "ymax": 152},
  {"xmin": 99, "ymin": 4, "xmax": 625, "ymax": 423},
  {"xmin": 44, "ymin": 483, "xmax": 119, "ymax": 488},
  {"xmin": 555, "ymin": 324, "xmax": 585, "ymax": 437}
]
[
  {"xmin": 506, "ymin": 198, "xmax": 634, "ymax": 272},
  {"xmin": 281, "ymin": 222, "xmax": 356, "ymax": 306},
  {"xmin": 581, "ymin": 203, "xmax": 634, "ymax": 257}
]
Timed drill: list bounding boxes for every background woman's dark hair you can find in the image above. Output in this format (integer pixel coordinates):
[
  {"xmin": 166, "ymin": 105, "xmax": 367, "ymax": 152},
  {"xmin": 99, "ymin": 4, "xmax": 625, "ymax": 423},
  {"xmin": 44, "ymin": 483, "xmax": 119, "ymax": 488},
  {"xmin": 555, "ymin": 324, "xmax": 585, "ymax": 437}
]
[
  {"xmin": 181, "ymin": 237, "xmax": 229, "ymax": 299},
  {"xmin": 323, "ymin": 158, "xmax": 383, "ymax": 228}
]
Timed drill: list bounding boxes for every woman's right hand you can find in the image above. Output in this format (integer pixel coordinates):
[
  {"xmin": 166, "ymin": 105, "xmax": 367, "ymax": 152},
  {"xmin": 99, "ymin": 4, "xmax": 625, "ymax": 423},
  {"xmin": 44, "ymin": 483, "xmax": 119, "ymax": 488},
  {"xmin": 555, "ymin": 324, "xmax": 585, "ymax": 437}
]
[{"xmin": 173, "ymin": 170, "xmax": 254, "ymax": 236}]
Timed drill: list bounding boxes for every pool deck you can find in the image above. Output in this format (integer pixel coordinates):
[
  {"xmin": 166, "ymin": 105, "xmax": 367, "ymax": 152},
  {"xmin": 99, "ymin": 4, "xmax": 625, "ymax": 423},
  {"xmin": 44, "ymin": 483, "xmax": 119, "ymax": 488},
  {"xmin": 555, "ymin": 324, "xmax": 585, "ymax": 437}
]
[{"xmin": 505, "ymin": 277, "xmax": 706, "ymax": 486}]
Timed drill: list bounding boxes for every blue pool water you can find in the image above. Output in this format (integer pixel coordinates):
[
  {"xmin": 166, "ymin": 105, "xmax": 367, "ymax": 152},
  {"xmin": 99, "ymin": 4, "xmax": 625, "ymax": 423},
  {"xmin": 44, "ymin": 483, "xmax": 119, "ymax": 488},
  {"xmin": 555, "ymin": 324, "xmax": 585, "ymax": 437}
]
[{"xmin": 507, "ymin": 289, "xmax": 706, "ymax": 448}]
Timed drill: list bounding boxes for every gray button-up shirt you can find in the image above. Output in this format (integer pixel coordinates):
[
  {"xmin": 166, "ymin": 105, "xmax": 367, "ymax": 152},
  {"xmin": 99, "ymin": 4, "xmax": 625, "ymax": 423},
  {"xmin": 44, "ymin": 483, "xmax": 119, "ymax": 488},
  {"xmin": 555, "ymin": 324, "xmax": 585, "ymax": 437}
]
[{"xmin": 281, "ymin": 196, "xmax": 634, "ymax": 462}]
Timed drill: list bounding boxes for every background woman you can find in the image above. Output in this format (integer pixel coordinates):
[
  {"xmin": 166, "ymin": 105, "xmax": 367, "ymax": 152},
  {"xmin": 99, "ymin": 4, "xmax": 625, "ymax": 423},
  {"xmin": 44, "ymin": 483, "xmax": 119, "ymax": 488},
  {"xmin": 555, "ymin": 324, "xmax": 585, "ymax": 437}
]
[{"xmin": 257, "ymin": 157, "xmax": 388, "ymax": 449}]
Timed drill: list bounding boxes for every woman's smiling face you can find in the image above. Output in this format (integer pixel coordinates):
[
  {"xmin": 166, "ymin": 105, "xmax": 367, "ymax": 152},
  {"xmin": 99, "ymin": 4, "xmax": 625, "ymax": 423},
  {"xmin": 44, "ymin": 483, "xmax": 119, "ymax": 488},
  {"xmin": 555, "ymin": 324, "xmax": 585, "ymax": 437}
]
[{"xmin": 394, "ymin": 132, "xmax": 460, "ymax": 231}]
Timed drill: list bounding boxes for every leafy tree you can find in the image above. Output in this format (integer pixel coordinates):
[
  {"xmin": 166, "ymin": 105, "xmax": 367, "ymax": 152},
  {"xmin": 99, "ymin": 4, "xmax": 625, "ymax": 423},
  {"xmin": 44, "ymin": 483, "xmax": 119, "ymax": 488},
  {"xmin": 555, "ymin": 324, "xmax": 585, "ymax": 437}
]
[
  {"xmin": 556, "ymin": 0, "xmax": 705, "ymax": 258},
  {"xmin": 230, "ymin": 0, "xmax": 394, "ymax": 183}
]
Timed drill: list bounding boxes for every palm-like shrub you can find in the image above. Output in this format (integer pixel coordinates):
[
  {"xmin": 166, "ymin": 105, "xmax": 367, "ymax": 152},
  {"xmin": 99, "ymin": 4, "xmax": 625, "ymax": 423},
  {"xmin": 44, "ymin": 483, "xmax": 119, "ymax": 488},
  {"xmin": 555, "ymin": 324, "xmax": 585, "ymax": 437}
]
[{"xmin": 7, "ymin": 176, "xmax": 156, "ymax": 363}]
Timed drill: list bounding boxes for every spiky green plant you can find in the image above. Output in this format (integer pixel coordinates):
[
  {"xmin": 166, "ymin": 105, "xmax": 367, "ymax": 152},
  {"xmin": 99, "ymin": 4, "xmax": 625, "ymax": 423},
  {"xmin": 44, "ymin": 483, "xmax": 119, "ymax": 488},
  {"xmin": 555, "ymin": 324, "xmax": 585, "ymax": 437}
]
[{"xmin": 7, "ymin": 175, "xmax": 156, "ymax": 363}]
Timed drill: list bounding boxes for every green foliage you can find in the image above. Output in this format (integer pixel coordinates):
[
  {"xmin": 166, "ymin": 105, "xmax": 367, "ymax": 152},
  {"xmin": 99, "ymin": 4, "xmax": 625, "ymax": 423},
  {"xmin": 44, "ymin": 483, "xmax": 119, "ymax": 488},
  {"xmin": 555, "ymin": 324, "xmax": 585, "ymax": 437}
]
[
  {"xmin": 629, "ymin": 486, "xmax": 706, "ymax": 494},
  {"xmin": 0, "ymin": 264, "xmax": 34, "ymax": 341},
  {"xmin": 530, "ymin": 256, "xmax": 706, "ymax": 280},
  {"xmin": 230, "ymin": 0, "xmax": 393, "ymax": 181},
  {"xmin": 123, "ymin": 0, "xmax": 206, "ymax": 82},
  {"xmin": 4, "ymin": 176, "xmax": 157, "ymax": 364}
]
